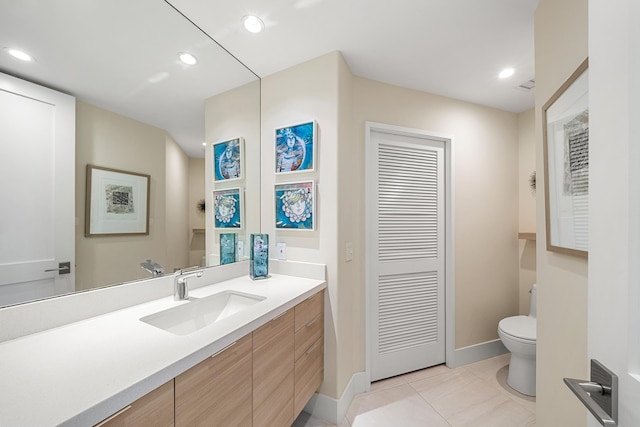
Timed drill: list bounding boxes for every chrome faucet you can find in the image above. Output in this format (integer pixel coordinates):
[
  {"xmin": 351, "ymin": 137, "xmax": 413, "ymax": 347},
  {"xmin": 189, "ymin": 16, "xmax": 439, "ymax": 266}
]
[
  {"xmin": 174, "ymin": 270, "xmax": 203, "ymax": 301},
  {"xmin": 140, "ymin": 259, "xmax": 164, "ymax": 278}
]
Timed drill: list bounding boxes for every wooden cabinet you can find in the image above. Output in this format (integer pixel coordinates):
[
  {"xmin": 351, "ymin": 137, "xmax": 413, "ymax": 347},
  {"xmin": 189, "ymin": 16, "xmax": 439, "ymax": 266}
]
[
  {"xmin": 253, "ymin": 310, "xmax": 295, "ymax": 427},
  {"xmin": 175, "ymin": 334, "xmax": 253, "ymax": 426},
  {"xmin": 293, "ymin": 290, "xmax": 325, "ymax": 417},
  {"xmin": 97, "ymin": 289, "xmax": 324, "ymax": 427},
  {"xmin": 94, "ymin": 380, "xmax": 174, "ymax": 427}
]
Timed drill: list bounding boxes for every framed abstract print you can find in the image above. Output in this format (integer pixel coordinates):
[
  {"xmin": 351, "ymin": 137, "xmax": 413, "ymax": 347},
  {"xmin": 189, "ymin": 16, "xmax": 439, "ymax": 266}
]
[
  {"xmin": 85, "ymin": 165, "xmax": 150, "ymax": 236},
  {"xmin": 274, "ymin": 181, "xmax": 315, "ymax": 231},
  {"xmin": 213, "ymin": 137, "xmax": 243, "ymax": 182},
  {"xmin": 543, "ymin": 58, "xmax": 589, "ymax": 257},
  {"xmin": 213, "ymin": 187, "xmax": 242, "ymax": 229},
  {"xmin": 275, "ymin": 121, "xmax": 316, "ymax": 174}
]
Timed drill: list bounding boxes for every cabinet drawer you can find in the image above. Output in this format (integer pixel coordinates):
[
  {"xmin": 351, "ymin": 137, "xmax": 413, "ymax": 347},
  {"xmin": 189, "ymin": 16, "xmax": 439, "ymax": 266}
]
[
  {"xmin": 175, "ymin": 334, "xmax": 252, "ymax": 426},
  {"xmin": 254, "ymin": 309, "xmax": 294, "ymax": 350},
  {"xmin": 294, "ymin": 313, "xmax": 322, "ymax": 361},
  {"xmin": 294, "ymin": 291, "xmax": 323, "ymax": 332},
  {"xmin": 95, "ymin": 380, "xmax": 174, "ymax": 427},
  {"xmin": 294, "ymin": 339, "xmax": 324, "ymax": 417}
]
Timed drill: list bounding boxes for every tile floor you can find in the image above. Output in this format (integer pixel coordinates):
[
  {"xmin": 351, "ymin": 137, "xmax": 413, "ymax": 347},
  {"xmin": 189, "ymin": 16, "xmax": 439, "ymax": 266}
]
[{"xmin": 292, "ymin": 353, "xmax": 536, "ymax": 427}]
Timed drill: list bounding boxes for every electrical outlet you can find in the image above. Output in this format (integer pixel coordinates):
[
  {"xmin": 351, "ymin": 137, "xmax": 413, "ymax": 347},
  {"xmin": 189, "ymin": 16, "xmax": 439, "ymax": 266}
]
[
  {"xmin": 237, "ymin": 241, "xmax": 244, "ymax": 258},
  {"xmin": 276, "ymin": 243, "xmax": 287, "ymax": 260}
]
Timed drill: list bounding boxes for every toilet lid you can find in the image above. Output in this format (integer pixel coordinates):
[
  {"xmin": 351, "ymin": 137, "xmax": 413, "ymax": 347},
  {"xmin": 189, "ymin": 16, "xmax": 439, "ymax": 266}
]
[{"xmin": 499, "ymin": 315, "xmax": 536, "ymax": 341}]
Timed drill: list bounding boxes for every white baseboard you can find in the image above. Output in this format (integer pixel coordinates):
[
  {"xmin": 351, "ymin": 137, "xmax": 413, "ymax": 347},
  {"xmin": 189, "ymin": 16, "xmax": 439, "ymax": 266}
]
[
  {"xmin": 303, "ymin": 372, "xmax": 368, "ymax": 424},
  {"xmin": 451, "ymin": 338, "xmax": 508, "ymax": 368}
]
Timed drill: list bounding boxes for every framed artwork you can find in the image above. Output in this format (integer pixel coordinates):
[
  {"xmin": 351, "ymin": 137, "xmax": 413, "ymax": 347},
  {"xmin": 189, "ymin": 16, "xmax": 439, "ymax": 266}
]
[
  {"xmin": 85, "ymin": 165, "xmax": 150, "ymax": 236},
  {"xmin": 213, "ymin": 137, "xmax": 243, "ymax": 181},
  {"xmin": 274, "ymin": 181, "xmax": 315, "ymax": 230},
  {"xmin": 275, "ymin": 121, "xmax": 316, "ymax": 174},
  {"xmin": 543, "ymin": 58, "xmax": 589, "ymax": 257},
  {"xmin": 213, "ymin": 187, "xmax": 242, "ymax": 229}
]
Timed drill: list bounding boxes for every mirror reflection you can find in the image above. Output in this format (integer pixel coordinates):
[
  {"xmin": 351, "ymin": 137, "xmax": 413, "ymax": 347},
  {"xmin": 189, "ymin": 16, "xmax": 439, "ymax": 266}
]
[{"xmin": 0, "ymin": 0, "xmax": 261, "ymax": 307}]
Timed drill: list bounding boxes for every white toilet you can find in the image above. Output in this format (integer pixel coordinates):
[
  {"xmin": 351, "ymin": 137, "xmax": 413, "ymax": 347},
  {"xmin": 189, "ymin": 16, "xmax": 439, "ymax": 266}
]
[{"xmin": 498, "ymin": 284, "xmax": 537, "ymax": 396}]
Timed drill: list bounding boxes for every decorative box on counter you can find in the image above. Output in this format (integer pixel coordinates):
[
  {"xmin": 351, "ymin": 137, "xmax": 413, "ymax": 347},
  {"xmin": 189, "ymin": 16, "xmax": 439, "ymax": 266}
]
[{"xmin": 250, "ymin": 233, "xmax": 269, "ymax": 279}]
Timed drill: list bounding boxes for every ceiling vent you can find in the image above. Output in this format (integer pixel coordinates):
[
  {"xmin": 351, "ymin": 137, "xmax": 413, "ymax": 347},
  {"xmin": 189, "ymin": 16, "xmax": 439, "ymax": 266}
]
[{"xmin": 517, "ymin": 79, "xmax": 535, "ymax": 92}]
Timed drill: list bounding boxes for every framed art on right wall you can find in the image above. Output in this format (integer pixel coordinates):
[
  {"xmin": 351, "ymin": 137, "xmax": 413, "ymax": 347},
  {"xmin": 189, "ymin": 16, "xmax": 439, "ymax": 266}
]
[
  {"xmin": 274, "ymin": 181, "xmax": 315, "ymax": 231},
  {"xmin": 543, "ymin": 58, "xmax": 589, "ymax": 257},
  {"xmin": 275, "ymin": 121, "xmax": 316, "ymax": 174}
]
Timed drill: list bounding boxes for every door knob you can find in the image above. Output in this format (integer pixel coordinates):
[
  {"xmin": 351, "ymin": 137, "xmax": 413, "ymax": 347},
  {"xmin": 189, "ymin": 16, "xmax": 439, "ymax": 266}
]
[{"xmin": 564, "ymin": 359, "xmax": 618, "ymax": 426}]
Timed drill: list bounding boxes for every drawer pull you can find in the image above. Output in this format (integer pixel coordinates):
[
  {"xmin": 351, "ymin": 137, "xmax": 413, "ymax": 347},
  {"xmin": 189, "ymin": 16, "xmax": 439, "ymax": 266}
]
[
  {"xmin": 305, "ymin": 318, "xmax": 318, "ymax": 328},
  {"xmin": 211, "ymin": 341, "xmax": 236, "ymax": 358},
  {"xmin": 95, "ymin": 405, "xmax": 132, "ymax": 426},
  {"xmin": 305, "ymin": 342, "xmax": 319, "ymax": 355},
  {"xmin": 273, "ymin": 310, "xmax": 289, "ymax": 321}
]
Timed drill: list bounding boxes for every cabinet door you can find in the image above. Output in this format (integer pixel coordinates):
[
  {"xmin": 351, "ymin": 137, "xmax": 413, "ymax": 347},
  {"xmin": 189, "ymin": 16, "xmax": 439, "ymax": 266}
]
[
  {"xmin": 253, "ymin": 310, "xmax": 295, "ymax": 427},
  {"xmin": 94, "ymin": 380, "xmax": 174, "ymax": 427},
  {"xmin": 175, "ymin": 334, "xmax": 252, "ymax": 426}
]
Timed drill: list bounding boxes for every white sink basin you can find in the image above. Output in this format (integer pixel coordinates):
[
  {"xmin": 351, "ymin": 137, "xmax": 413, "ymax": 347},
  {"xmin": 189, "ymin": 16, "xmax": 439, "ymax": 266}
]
[{"xmin": 140, "ymin": 291, "xmax": 266, "ymax": 335}]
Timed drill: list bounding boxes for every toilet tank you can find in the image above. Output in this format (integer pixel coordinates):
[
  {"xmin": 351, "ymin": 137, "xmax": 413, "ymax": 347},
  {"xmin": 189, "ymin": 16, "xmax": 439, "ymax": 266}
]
[{"xmin": 529, "ymin": 284, "xmax": 537, "ymax": 318}]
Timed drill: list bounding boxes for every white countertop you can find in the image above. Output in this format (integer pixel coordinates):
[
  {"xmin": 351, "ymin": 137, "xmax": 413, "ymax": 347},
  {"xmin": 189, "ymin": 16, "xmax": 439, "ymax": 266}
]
[{"xmin": 0, "ymin": 273, "xmax": 326, "ymax": 427}]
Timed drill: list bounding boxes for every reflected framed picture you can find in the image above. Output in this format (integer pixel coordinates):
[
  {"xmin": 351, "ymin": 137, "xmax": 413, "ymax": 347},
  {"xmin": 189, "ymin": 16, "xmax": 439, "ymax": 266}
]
[
  {"xmin": 213, "ymin": 187, "xmax": 242, "ymax": 229},
  {"xmin": 213, "ymin": 137, "xmax": 243, "ymax": 181},
  {"xmin": 275, "ymin": 121, "xmax": 316, "ymax": 174},
  {"xmin": 274, "ymin": 181, "xmax": 315, "ymax": 231},
  {"xmin": 85, "ymin": 165, "xmax": 150, "ymax": 236},
  {"xmin": 543, "ymin": 58, "xmax": 589, "ymax": 257}
]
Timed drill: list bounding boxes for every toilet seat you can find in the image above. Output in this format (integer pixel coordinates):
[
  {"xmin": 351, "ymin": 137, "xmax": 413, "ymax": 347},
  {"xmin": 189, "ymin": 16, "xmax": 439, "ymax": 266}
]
[{"xmin": 498, "ymin": 315, "xmax": 536, "ymax": 343}]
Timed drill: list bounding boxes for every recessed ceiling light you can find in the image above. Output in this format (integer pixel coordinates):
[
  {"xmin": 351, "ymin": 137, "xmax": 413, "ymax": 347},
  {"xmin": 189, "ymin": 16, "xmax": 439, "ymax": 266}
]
[
  {"xmin": 499, "ymin": 68, "xmax": 515, "ymax": 79},
  {"xmin": 202, "ymin": 142, "xmax": 207, "ymax": 147},
  {"xmin": 178, "ymin": 52, "xmax": 197, "ymax": 65},
  {"xmin": 242, "ymin": 15, "xmax": 264, "ymax": 33},
  {"xmin": 6, "ymin": 48, "xmax": 33, "ymax": 62}
]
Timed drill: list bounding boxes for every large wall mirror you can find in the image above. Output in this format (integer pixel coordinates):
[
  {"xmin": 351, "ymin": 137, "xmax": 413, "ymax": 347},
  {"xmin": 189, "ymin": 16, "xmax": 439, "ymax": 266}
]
[{"xmin": 0, "ymin": 0, "xmax": 261, "ymax": 307}]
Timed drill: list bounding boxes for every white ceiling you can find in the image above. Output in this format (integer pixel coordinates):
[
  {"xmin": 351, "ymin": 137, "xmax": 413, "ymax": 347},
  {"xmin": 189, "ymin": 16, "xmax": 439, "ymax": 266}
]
[
  {"xmin": 0, "ymin": 0, "xmax": 538, "ymax": 158},
  {"xmin": 171, "ymin": 0, "xmax": 539, "ymax": 113}
]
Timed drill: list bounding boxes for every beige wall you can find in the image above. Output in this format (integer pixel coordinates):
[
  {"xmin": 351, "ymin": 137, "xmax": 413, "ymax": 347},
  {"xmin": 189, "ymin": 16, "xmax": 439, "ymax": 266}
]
[
  {"xmin": 165, "ymin": 135, "xmax": 190, "ymax": 273},
  {"xmin": 75, "ymin": 101, "xmax": 190, "ymax": 290},
  {"xmin": 188, "ymin": 158, "xmax": 205, "ymax": 266},
  {"xmin": 353, "ymin": 77, "xmax": 520, "ymax": 349},
  {"xmin": 205, "ymin": 80, "xmax": 261, "ymax": 265},
  {"xmin": 260, "ymin": 52, "xmax": 344, "ymax": 397},
  {"xmin": 260, "ymin": 51, "xmax": 522, "ymax": 398},
  {"xmin": 518, "ymin": 109, "xmax": 537, "ymax": 314},
  {"xmin": 534, "ymin": 0, "xmax": 589, "ymax": 425}
]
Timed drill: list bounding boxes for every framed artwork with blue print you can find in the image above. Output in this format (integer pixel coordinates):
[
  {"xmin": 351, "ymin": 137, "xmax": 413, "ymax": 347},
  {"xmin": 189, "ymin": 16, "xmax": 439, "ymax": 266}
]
[
  {"xmin": 275, "ymin": 121, "xmax": 316, "ymax": 174},
  {"xmin": 274, "ymin": 181, "xmax": 315, "ymax": 231},
  {"xmin": 213, "ymin": 188, "xmax": 242, "ymax": 229},
  {"xmin": 213, "ymin": 138, "xmax": 243, "ymax": 182}
]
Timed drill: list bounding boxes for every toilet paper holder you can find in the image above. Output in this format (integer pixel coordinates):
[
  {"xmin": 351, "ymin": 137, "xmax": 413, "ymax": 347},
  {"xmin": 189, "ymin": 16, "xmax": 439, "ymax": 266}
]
[{"xmin": 564, "ymin": 359, "xmax": 618, "ymax": 426}]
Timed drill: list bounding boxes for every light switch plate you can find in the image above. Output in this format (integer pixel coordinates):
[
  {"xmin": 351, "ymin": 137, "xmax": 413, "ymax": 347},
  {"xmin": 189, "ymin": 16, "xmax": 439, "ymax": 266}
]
[
  {"xmin": 237, "ymin": 241, "xmax": 244, "ymax": 258},
  {"xmin": 276, "ymin": 243, "xmax": 287, "ymax": 260},
  {"xmin": 346, "ymin": 242, "xmax": 354, "ymax": 262}
]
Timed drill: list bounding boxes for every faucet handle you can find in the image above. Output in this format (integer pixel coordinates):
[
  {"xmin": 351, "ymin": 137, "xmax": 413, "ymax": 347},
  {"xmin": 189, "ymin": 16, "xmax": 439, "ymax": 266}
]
[{"xmin": 175, "ymin": 265, "xmax": 202, "ymax": 276}]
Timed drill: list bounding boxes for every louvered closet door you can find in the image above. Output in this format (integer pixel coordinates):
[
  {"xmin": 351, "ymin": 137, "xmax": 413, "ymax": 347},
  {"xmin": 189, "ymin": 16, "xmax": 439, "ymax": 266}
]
[{"xmin": 370, "ymin": 129, "xmax": 445, "ymax": 382}]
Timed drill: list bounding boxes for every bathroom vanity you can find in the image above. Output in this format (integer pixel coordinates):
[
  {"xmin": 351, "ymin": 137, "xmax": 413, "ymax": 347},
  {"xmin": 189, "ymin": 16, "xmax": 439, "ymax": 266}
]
[{"xmin": 0, "ymin": 261, "xmax": 326, "ymax": 426}]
